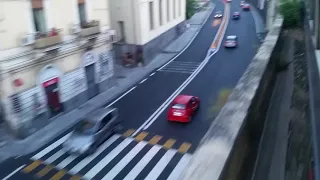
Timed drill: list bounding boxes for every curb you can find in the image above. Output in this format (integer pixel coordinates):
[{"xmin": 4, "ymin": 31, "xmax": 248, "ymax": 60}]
[
  {"xmin": 0, "ymin": 3, "xmax": 216, "ymax": 163},
  {"xmin": 250, "ymin": 4, "xmax": 267, "ymax": 42}
]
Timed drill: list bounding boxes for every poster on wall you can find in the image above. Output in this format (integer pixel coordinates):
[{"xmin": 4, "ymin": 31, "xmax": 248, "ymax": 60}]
[{"xmin": 97, "ymin": 51, "xmax": 114, "ymax": 83}]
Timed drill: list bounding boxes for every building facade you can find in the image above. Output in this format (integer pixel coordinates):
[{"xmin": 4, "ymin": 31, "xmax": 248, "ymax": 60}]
[
  {"xmin": 0, "ymin": 0, "xmax": 117, "ymax": 138},
  {"xmin": 109, "ymin": 0, "xmax": 187, "ymax": 65}
]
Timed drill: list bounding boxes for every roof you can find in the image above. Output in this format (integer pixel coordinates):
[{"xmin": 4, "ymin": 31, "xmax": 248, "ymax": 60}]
[
  {"xmin": 226, "ymin": 35, "xmax": 237, "ymax": 39},
  {"xmin": 233, "ymin": 12, "xmax": 240, "ymax": 14},
  {"xmin": 84, "ymin": 107, "xmax": 113, "ymax": 123},
  {"xmin": 173, "ymin": 95, "xmax": 193, "ymax": 104}
]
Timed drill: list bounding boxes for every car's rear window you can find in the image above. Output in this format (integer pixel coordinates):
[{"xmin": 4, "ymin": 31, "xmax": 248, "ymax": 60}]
[
  {"xmin": 227, "ymin": 36, "xmax": 236, "ymax": 40},
  {"xmin": 172, "ymin": 104, "xmax": 186, "ymax": 109}
]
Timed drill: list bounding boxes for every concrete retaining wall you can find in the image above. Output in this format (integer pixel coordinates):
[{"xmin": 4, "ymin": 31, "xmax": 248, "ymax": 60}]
[{"xmin": 180, "ymin": 15, "xmax": 284, "ymax": 180}]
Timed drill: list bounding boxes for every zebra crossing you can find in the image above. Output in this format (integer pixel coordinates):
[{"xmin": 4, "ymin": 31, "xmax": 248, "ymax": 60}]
[
  {"xmin": 17, "ymin": 129, "xmax": 193, "ymax": 180},
  {"xmin": 158, "ymin": 61, "xmax": 201, "ymax": 74}
]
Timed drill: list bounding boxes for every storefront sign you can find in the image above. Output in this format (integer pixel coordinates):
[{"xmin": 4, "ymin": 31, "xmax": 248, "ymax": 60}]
[
  {"xmin": 42, "ymin": 77, "xmax": 59, "ymax": 87},
  {"xmin": 83, "ymin": 51, "xmax": 96, "ymax": 66}
]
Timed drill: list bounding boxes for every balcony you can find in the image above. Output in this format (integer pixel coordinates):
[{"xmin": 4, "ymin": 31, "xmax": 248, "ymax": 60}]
[
  {"xmin": 34, "ymin": 29, "xmax": 62, "ymax": 49},
  {"xmin": 79, "ymin": 20, "xmax": 100, "ymax": 37}
]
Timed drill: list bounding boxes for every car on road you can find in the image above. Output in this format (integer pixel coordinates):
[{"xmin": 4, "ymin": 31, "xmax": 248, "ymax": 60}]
[
  {"xmin": 214, "ymin": 11, "xmax": 223, "ymax": 18},
  {"xmin": 167, "ymin": 95, "xmax": 200, "ymax": 123},
  {"xmin": 232, "ymin": 12, "xmax": 240, "ymax": 19},
  {"xmin": 224, "ymin": 35, "xmax": 238, "ymax": 48},
  {"xmin": 240, "ymin": 1, "xmax": 245, "ymax": 6},
  {"xmin": 242, "ymin": 3, "xmax": 251, "ymax": 10},
  {"xmin": 63, "ymin": 107, "xmax": 121, "ymax": 156},
  {"xmin": 226, "ymin": 0, "xmax": 232, "ymax": 2}
]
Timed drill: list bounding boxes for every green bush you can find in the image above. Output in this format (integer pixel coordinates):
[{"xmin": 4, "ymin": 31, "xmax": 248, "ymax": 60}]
[
  {"xmin": 186, "ymin": 0, "xmax": 197, "ymax": 19},
  {"xmin": 279, "ymin": 0, "xmax": 301, "ymax": 28}
]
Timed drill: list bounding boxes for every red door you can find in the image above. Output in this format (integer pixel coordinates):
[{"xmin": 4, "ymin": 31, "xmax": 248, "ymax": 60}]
[{"xmin": 43, "ymin": 77, "xmax": 63, "ymax": 117}]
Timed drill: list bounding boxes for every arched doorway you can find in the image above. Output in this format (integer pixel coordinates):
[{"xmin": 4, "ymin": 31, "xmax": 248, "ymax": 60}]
[
  {"xmin": 82, "ymin": 51, "xmax": 98, "ymax": 99},
  {"xmin": 38, "ymin": 64, "xmax": 63, "ymax": 117}
]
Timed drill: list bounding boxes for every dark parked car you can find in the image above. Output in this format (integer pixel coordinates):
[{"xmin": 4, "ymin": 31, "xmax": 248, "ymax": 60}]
[
  {"xmin": 232, "ymin": 12, "xmax": 240, "ymax": 19},
  {"xmin": 63, "ymin": 107, "xmax": 121, "ymax": 156}
]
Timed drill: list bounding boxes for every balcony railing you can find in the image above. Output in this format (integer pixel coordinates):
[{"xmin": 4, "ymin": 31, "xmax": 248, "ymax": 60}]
[
  {"xmin": 79, "ymin": 20, "xmax": 100, "ymax": 37},
  {"xmin": 34, "ymin": 29, "xmax": 62, "ymax": 49}
]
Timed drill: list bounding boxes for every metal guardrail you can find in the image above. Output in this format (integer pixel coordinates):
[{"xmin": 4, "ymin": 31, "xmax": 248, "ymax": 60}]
[{"xmin": 304, "ymin": 8, "xmax": 320, "ymax": 180}]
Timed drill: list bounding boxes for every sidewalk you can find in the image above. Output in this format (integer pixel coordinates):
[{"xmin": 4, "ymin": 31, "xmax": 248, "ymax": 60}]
[
  {"xmin": 250, "ymin": 5, "xmax": 267, "ymax": 42},
  {"xmin": 0, "ymin": 3, "xmax": 214, "ymax": 163}
]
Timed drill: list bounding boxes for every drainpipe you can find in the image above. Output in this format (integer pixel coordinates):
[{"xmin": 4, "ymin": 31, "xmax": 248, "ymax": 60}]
[{"xmin": 131, "ymin": 0, "xmax": 138, "ymax": 45}]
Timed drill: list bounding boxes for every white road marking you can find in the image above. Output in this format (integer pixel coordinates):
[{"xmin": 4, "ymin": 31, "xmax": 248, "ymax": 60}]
[
  {"xmin": 123, "ymin": 145, "xmax": 162, "ymax": 180},
  {"xmin": 56, "ymin": 154, "xmax": 78, "ymax": 169},
  {"xmin": 102, "ymin": 141, "xmax": 148, "ymax": 180},
  {"xmin": 144, "ymin": 149, "xmax": 177, "ymax": 180},
  {"xmin": 14, "ymin": 155, "xmax": 21, "ymax": 159},
  {"xmin": 83, "ymin": 138, "xmax": 133, "ymax": 179},
  {"xmin": 2, "ymin": 164, "xmax": 25, "ymax": 180},
  {"xmin": 158, "ymin": 70, "xmax": 193, "ymax": 74},
  {"xmin": 149, "ymin": 72, "xmax": 156, "ymax": 76},
  {"xmin": 32, "ymin": 133, "xmax": 71, "ymax": 160},
  {"xmin": 139, "ymin": 78, "xmax": 148, "ymax": 84},
  {"xmin": 167, "ymin": 154, "xmax": 193, "ymax": 180},
  {"xmin": 69, "ymin": 135, "xmax": 120, "ymax": 174},
  {"xmin": 45, "ymin": 149, "xmax": 64, "ymax": 164},
  {"xmin": 158, "ymin": 5, "xmax": 215, "ymax": 70},
  {"xmin": 106, "ymin": 86, "xmax": 136, "ymax": 108},
  {"xmin": 131, "ymin": 3, "xmax": 230, "ymax": 134}
]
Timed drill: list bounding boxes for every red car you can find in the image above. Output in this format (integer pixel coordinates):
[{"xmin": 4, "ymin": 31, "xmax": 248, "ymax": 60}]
[
  {"xmin": 242, "ymin": 3, "xmax": 251, "ymax": 10},
  {"xmin": 167, "ymin": 95, "xmax": 200, "ymax": 122}
]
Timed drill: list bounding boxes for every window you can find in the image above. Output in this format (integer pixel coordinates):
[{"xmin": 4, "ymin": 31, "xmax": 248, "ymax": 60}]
[
  {"xmin": 159, "ymin": 0, "xmax": 163, "ymax": 25},
  {"xmin": 118, "ymin": 21, "xmax": 125, "ymax": 42},
  {"xmin": 75, "ymin": 120, "xmax": 96, "ymax": 135},
  {"xmin": 178, "ymin": 0, "xmax": 181, "ymax": 17},
  {"xmin": 172, "ymin": 104, "xmax": 186, "ymax": 109},
  {"xmin": 167, "ymin": 0, "xmax": 170, "ymax": 21},
  {"xmin": 33, "ymin": 8, "xmax": 47, "ymax": 32},
  {"xmin": 78, "ymin": 3, "xmax": 87, "ymax": 23},
  {"xmin": 173, "ymin": 0, "xmax": 176, "ymax": 19},
  {"xmin": 149, "ymin": 1, "xmax": 154, "ymax": 30}
]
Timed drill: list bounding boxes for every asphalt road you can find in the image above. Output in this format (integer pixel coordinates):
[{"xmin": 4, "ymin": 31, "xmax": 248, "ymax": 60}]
[{"xmin": 0, "ymin": 0, "xmax": 259, "ymax": 179}]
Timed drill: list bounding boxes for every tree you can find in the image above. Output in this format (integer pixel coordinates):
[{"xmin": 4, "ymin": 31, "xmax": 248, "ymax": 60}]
[
  {"xmin": 279, "ymin": 0, "xmax": 301, "ymax": 28},
  {"xmin": 186, "ymin": 0, "xmax": 197, "ymax": 19}
]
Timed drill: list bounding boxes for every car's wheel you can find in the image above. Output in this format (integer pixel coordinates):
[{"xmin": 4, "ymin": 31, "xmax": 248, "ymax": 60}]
[{"xmin": 188, "ymin": 116, "xmax": 192, "ymax": 122}]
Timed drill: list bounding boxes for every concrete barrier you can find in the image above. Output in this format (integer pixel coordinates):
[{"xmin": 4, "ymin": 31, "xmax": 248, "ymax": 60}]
[{"xmin": 180, "ymin": 14, "xmax": 284, "ymax": 180}]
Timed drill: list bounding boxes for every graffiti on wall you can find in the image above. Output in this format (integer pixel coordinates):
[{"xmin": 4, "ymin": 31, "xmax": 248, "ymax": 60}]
[{"xmin": 98, "ymin": 51, "xmax": 114, "ymax": 83}]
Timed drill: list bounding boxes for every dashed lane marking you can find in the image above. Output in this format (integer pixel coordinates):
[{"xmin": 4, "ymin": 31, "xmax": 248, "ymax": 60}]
[
  {"xmin": 50, "ymin": 169, "xmax": 66, "ymax": 180},
  {"xmin": 163, "ymin": 138, "xmax": 176, "ymax": 149},
  {"xmin": 3, "ymin": 165, "xmax": 26, "ymax": 180},
  {"xmin": 178, "ymin": 143, "xmax": 192, "ymax": 154},
  {"xmin": 23, "ymin": 160, "xmax": 42, "ymax": 173},
  {"xmin": 21, "ymin": 131, "xmax": 193, "ymax": 180},
  {"xmin": 123, "ymin": 129, "xmax": 135, "ymax": 137},
  {"xmin": 149, "ymin": 135, "xmax": 163, "ymax": 145},
  {"xmin": 135, "ymin": 131, "xmax": 149, "ymax": 141},
  {"xmin": 36, "ymin": 165, "xmax": 54, "ymax": 178}
]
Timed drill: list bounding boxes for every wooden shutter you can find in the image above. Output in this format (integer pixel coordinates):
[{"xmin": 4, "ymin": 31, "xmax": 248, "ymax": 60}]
[
  {"xmin": 78, "ymin": 0, "xmax": 85, "ymax": 4},
  {"xmin": 32, "ymin": 0, "xmax": 43, "ymax": 9}
]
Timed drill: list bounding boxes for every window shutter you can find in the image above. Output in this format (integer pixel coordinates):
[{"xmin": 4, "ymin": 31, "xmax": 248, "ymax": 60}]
[
  {"xmin": 78, "ymin": 0, "xmax": 85, "ymax": 4},
  {"xmin": 32, "ymin": 0, "xmax": 43, "ymax": 9}
]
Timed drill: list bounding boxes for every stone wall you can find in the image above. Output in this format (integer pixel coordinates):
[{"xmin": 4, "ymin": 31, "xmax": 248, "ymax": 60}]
[{"xmin": 180, "ymin": 15, "xmax": 284, "ymax": 180}]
